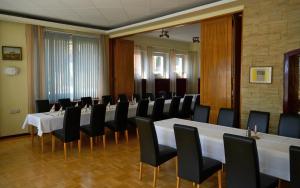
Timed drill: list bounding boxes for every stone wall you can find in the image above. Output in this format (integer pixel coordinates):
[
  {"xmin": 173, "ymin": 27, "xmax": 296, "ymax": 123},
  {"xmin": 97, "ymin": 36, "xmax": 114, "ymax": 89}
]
[{"xmin": 241, "ymin": 0, "xmax": 300, "ymax": 133}]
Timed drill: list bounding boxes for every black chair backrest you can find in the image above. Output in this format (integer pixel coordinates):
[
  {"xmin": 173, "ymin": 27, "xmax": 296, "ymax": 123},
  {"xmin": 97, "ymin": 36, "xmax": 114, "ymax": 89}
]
[
  {"xmin": 290, "ymin": 145, "xmax": 300, "ymax": 188},
  {"xmin": 58, "ymin": 98, "xmax": 72, "ymax": 110},
  {"xmin": 35, "ymin": 99, "xmax": 50, "ymax": 113},
  {"xmin": 223, "ymin": 133, "xmax": 260, "ymax": 188},
  {"xmin": 144, "ymin": 93, "xmax": 154, "ymax": 101},
  {"xmin": 114, "ymin": 102, "xmax": 129, "ymax": 131},
  {"xmin": 247, "ymin": 111, "xmax": 270, "ymax": 133},
  {"xmin": 136, "ymin": 117, "xmax": 159, "ymax": 166},
  {"xmin": 136, "ymin": 99, "xmax": 149, "ymax": 117},
  {"xmin": 90, "ymin": 104, "xmax": 106, "ymax": 134},
  {"xmin": 81, "ymin": 97, "xmax": 92, "ymax": 107},
  {"xmin": 151, "ymin": 98, "xmax": 165, "ymax": 121},
  {"xmin": 118, "ymin": 94, "xmax": 128, "ymax": 102},
  {"xmin": 217, "ymin": 108, "xmax": 235, "ymax": 127},
  {"xmin": 180, "ymin": 96, "xmax": 193, "ymax": 117},
  {"xmin": 63, "ymin": 107, "xmax": 81, "ymax": 142},
  {"xmin": 278, "ymin": 114, "xmax": 300, "ymax": 138},
  {"xmin": 174, "ymin": 124, "xmax": 203, "ymax": 182},
  {"xmin": 102, "ymin": 95, "xmax": 112, "ymax": 106},
  {"xmin": 169, "ymin": 96, "xmax": 181, "ymax": 117},
  {"xmin": 193, "ymin": 105, "xmax": 210, "ymax": 123},
  {"xmin": 158, "ymin": 90, "xmax": 167, "ymax": 99},
  {"xmin": 133, "ymin": 93, "xmax": 141, "ymax": 102}
]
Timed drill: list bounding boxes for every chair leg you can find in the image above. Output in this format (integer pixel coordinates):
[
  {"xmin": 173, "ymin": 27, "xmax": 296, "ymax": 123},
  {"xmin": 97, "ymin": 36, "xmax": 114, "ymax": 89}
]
[
  {"xmin": 136, "ymin": 128, "xmax": 139, "ymax": 139},
  {"xmin": 176, "ymin": 177, "xmax": 180, "ymax": 188},
  {"xmin": 102, "ymin": 135, "xmax": 106, "ymax": 149},
  {"xmin": 41, "ymin": 135, "xmax": 44, "ymax": 152},
  {"xmin": 115, "ymin": 132, "xmax": 119, "ymax": 144},
  {"xmin": 64, "ymin": 143, "xmax": 67, "ymax": 160},
  {"xmin": 51, "ymin": 134, "xmax": 55, "ymax": 152},
  {"xmin": 125, "ymin": 130, "xmax": 129, "ymax": 143},
  {"xmin": 139, "ymin": 162, "xmax": 143, "ymax": 180},
  {"xmin": 175, "ymin": 157, "xmax": 178, "ymax": 176},
  {"xmin": 153, "ymin": 167, "xmax": 158, "ymax": 188},
  {"xmin": 70, "ymin": 142, "xmax": 73, "ymax": 152},
  {"xmin": 218, "ymin": 170, "xmax": 222, "ymax": 188},
  {"xmin": 90, "ymin": 137, "xmax": 93, "ymax": 152},
  {"xmin": 193, "ymin": 182, "xmax": 196, "ymax": 187},
  {"xmin": 157, "ymin": 166, "xmax": 160, "ymax": 174},
  {"xmin": 78, "ymin": 139, "xmax": 81, "ymax": 153},
  {"xmin": 197, "ymin": 184, "xmax": 200, "ymax": 188}
]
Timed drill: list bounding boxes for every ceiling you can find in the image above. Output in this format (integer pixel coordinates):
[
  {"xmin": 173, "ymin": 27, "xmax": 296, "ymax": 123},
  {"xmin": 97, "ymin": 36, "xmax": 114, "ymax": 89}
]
[
  {"xmin": 140, "ymin": 23, "xmax": 200, "ymax": 43},
  {"xmin": 0, "ymin": 0, "xmax": 219, "ymax": 29}
]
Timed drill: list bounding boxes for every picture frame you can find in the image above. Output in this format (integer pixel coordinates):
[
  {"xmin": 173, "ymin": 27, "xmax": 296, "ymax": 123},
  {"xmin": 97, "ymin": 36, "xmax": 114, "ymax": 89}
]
[
  {"xmin": 2, "ymin": 46, "xmax": 22, "ymax": 60},
  {"xmin": 249, "ymin": 66, "xmax": 272, "ymax": 84}
]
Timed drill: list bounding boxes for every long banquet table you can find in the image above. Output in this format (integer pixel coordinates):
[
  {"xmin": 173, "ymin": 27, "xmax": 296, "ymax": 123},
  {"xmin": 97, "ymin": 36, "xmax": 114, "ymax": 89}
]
[{"xmin": 154, "ymin": 118, "xmax": 300, "ymax": 181}]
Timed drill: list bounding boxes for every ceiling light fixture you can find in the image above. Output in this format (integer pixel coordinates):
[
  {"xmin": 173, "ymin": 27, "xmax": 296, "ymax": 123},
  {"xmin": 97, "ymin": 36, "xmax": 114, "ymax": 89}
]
[
  {"xmin": 192, "ymin": 37, "xmax": 200, "ymax": 43},
  {"xmin": 159, "ymin": 29, "xmax": 169, "ymax": 38}
]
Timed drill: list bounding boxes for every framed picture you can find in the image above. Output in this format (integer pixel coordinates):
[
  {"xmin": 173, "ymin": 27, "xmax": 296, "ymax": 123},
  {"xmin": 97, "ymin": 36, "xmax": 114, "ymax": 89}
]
[
  {"xmin": 2, "ymin": 46, "xmax": 22, "ymax": 60},
  {"xmin": 250, "ymin": 66, "xmax": 272, "ymax": 84}
]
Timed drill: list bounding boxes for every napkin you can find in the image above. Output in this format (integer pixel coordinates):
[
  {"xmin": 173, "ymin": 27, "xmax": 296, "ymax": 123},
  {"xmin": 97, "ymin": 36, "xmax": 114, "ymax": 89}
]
[
  {"xmin": 84, "ymin": 104, "xmax": 87, "ymax": 109},
  {"xmin": 59, "ymin": 107, "xmax": 63, "ymax": 111},
  {"xmin": 75, "ymin": 102, "xmax": 78, "ymax": 107},
  {"xmin": 148, "ymin": 97, "xmax": 151, "ymax": 101},
  {"xmin": 117, "ymin": 99, "xmax": 120, "ymax": 103},
  {"xmin": 98, "ymin": 100, "xmax": 101, "ymax": 104},
  {"xmin": 50, "ymin": 104, "xmax": 55, "ymax": 112}
]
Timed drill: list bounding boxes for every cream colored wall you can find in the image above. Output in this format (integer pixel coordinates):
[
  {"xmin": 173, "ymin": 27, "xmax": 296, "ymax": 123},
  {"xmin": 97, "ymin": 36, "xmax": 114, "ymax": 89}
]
[{"xmin": 0, "ymin": 21, "xmax": 28, "ymax": 136}]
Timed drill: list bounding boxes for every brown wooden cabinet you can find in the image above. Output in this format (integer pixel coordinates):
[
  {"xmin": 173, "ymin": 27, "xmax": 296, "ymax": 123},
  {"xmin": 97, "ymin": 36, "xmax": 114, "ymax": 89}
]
[{"xmin": 109, "ymin": 39, "xmax": 134, "ymax": 101}]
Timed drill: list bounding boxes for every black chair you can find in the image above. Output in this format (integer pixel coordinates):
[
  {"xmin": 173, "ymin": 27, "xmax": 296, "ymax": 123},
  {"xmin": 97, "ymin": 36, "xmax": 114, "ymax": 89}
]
[
  {"xmin": 51, "ymin": 107, "xmax": 81, "ymax": 160},
  {"xmin": 143, "ymin": 93, "xmax": 154, "ymax": 101},
  {"xmin": 157, "ymin": 90, "xmax": 167, "ymax": 99},
  {"xmin": 81, "ymin": 97, "xmax": 93, "ymax": 107},
  {"xmin": 128, "ymin": 99, "xmax": 149, "ymax": 137},
  {"xmin": 102, "ymin": 95, "xmax": 113, "ymax": 106},
  {"xmin": 106, "ymin": 102, "xmax": 129, "ymax": 144},
  {"xmin": 177, "ymin": 95, "xmax": 193, "ymax": 119},
  {"xmin": 149, "ymin": 98, "xmax": 165, "ymax": 121},
  {"xmin": 118, "ymin": 94, "xmax": 128, "ymax": 102},
  {"xmin": 133, "ymin": 93, "xmax": 141, "ymax": 102},
  {"xmin": 193, "ymin": 105, "xmax": 210, "ymax": 123},
  {"xmin": 223, "ymin": 133, "xmax": 278, "ymax": 188},
  {"xmin": 136, "ymin": 117, "xmax": 177, "ymax": 187},
  {"xmin": 290, "ymin": 146, "xmax": 300, "ymax": 188},
  {"xmin": 217, "ymin": 108, "xmax": 235, "ymax": 127},
  {"xmin": 278, "ymin": 114, "xmax": 300, "ymax": 138},
  {"xmin": 58, "ymin": 98, "xmax": 72, "ymax": 110},
  {"xmin": 35, "ymin": 99, "xmax": 50, "ymax": 113},
  {"xmin": 191, "ymin": 95, "xmax": 200, "ymax": 115},
  {"xmin": 247, "ymin": 111, "xmax": 270, "ymax": 133},
  {"xmin": 174, "ymin": 124, "xmax": 222, "ymax": 188},
  {"xmin": 80, "ymin": 104, "xmax": 106, "ymax": 151},
  {"xmin": 163, "ymin": 96, "xmax": 181, "ymax": 119}
]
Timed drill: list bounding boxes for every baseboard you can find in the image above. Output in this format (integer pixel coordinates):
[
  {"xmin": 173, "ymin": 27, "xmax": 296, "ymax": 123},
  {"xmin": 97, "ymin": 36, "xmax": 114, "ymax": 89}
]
[{"xmin": 0, "ymin": 133, "xmax": 30, "ymax": 139}]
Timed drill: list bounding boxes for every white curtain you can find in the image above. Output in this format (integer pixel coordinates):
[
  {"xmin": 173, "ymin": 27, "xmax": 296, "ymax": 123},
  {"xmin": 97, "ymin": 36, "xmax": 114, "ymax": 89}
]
[
  {"xmin": 73, "ymin": 35, "xmax": 100, "ymax": 99},
  {"xmin": 146, "ymin": 47, "xmax": 155, "ymax": 94},
  {"xmin": 186, "ymin": 51, "xmax": 199, "ymax": 93},
  {"xmin": 134, "ymin": 46, "xmax": 143, "ymax": 96},
  {"xmin": 169, "ymin": 49, "xmax": 177, "ymax": 93},
  {"xmin": 45, "ymin": 31, "xmax": 71, "ymax": 102}
]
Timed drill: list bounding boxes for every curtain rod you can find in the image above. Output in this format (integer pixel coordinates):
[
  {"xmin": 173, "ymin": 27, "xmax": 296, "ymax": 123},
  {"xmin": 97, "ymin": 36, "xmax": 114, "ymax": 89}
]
[{"xmin": 45, "ymin": 28, "xmax": 101, "ymax": 39}]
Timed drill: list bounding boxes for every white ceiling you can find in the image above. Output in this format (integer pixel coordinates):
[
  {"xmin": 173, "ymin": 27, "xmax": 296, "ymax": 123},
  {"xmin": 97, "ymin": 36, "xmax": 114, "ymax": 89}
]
[
  {"xmin": 139, "ymin": 23, "xmax": 200, "ymax": 43},
  {"xmin": 0, "ymin": 0, "xmax": 218, "ymax": 29}
]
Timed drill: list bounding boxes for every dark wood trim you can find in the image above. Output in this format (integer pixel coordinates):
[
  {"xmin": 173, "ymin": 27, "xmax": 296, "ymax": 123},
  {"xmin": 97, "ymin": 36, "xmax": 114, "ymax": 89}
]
[{"xmin": 0, "ymin": 133, "xmax": 30, "ymax": 139}]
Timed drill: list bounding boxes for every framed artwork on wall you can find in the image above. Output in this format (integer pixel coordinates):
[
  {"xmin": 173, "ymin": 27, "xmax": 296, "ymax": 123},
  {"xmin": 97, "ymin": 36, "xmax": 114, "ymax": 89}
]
[
  {"xmin": 250, "ymin": 66, "xmax": 272, "ymax": 84},
  {"xmin": 2, "ymin": 46, "xmax": 22, "ymax": 60}
]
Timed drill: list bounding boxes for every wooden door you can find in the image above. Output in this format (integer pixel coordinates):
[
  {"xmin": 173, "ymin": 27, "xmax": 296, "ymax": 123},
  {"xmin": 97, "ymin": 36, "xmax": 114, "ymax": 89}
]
[
  {"xmin": 110, "ymin": 39, "xmax": 134, "ymax": 101},
  {"xmin": 200, "ymin": 15, "xmax": 233, "ymax": 123}
]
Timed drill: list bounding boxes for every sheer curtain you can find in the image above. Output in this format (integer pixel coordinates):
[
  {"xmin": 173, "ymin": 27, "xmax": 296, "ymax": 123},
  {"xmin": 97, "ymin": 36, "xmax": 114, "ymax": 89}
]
[
  {"xmin": 186, "ymin": 51, "xmax": 198, "ymax": 93},
  {"xmin": 169, "ymin": 49, "xmax": 177, "ymax": 93},
  {"xmin": 44, "ymin": 31, "xmax": 71, "ymax": 102},
  {"xmin": 73, "ymin": 35, "xmax": 100, "ymax": 99},
  {"xmin": 146, "ymin": 47, "xmax": 155, "ymax": 94},
  {"xmin": 134, "ymin": 46, "xmax": 143, "ymax": 96}
]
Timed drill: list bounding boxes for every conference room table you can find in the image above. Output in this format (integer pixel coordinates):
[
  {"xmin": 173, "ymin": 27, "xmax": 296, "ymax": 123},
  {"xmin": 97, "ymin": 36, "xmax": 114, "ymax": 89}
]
[
  {"xmin": 154, "ymin": 118, "xmax": 300, "ymax": 181},
  {"xmin": 22, "ymin": 98, "xmax": 194, "ymax": 151}
]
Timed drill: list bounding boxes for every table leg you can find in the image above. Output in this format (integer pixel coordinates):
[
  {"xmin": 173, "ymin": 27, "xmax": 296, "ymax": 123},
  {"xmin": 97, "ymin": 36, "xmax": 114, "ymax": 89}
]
[{"xmin": 41, "ymin": 135, "xmax": 44, "ymax": 153}]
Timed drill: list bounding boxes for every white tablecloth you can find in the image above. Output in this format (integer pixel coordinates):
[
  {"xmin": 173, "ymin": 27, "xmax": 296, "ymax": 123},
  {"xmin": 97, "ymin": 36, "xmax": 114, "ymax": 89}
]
[
  {"xmin": 154, "ymin": 118, "xmax": 300, "ymax": 181},
  {"xmin": 22, "ymin": 99, "xmax": 176, "ymax": 136}
]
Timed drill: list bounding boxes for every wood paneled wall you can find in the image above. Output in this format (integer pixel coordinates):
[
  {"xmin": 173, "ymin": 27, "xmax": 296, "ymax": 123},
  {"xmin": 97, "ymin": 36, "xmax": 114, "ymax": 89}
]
[
  {"xmin": 109, "ymin": 39, "xmax": 134, "ymax": 101},
  {"xmin": 200, "ymin": 15, "xmax": 233, "ymax": 123}
]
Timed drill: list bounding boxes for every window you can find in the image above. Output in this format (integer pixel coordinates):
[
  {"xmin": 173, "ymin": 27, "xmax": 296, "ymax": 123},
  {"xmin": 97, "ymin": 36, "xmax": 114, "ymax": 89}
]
[
  {"xmin": 176, "ymin": 54, "xmax": 184, "ymax": 77},
  {"xmin": 45, "ymin": 31, "xmax": 101, "ymax": 102},
  {"xmin": 153, "ymin": 52, "xmax": 167, "ymax": 78}
]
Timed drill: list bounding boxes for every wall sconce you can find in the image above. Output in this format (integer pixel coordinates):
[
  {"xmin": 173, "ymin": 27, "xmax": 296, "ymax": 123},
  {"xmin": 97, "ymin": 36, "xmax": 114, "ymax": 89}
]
[{"xmin": 3, "ymin": 66, "xmax": 19, "ymax": 76}]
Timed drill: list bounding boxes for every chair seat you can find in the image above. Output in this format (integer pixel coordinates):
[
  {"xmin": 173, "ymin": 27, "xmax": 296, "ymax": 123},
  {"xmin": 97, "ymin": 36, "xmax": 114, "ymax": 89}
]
[
  {"xmin": 53, "ymin": 129, "xmax": 65, "ymax": 141},
  {"xmin": 106, "ymin": 121, "xmax": 127, "ymax": 132},
  {"xmin": 157, "ymin": 144, "xmax": 177, "ymax": 165},
  {"xmin": 127, "ymin": 117, "xmax": 137, "ymax": 127},
  {"xmin": 260, "ymin": 173, "xmax": 278, "ymax": 188},
  {"xmin": 198, "ymin": 157, "xmax": 222, "ymax": 183},
  {"xmin": 80, "ymin": 124, "xmax": 104, "ymax": 137}
]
